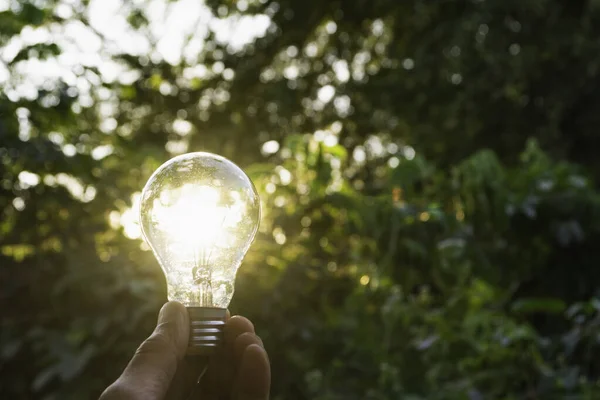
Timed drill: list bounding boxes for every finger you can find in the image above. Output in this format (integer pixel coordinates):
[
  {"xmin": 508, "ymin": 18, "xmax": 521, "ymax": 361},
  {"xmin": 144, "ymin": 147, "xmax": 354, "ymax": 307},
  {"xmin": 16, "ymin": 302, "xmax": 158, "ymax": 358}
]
[
  {"xmin": 234, "ymin": 332, "xmax": 264, "ymax": 365},
  {"xmin": 224, "ymin": 316, "xmax": 255, "ymax": 348},
  {"xmin": 199, "ymin": 316, "xmax": 255, "ymax": 397},
  {"xmin": 101, "ymin": 302, "xmax": 188, "ymax": 400},
  {"xmin": 234, "ymin": 344, "xmax": 270, "ymax": 400}
]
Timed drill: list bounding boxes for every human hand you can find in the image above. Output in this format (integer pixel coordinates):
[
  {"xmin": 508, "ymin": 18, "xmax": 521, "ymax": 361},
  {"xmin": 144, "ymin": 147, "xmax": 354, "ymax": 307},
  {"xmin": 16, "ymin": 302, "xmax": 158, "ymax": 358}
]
[{"xmin": 99, "ymin": 301, "xmax": 270, "ymax": 399}]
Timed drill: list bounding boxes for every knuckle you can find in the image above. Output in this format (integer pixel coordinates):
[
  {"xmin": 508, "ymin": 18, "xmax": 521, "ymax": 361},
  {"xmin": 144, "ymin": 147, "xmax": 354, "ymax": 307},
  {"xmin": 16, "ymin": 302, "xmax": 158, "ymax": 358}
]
[
  {"xmin": 254, "ymin": 334, "xmax": 265, "ymax": 347},
  {"xmin": 234, "ymin": 332, "xmax": 265, "ymax": 361},
  {"xmin": 238, "ymin": 331, "xmax": 263, "ymax": 346}
]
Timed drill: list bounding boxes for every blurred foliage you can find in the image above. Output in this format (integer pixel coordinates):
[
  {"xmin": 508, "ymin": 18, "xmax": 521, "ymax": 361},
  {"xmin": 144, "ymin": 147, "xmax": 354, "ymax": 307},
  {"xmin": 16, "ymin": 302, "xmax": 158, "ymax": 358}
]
[{"xmin": 3, "ymin": 0, "xmax": 600, "ymax": 398}]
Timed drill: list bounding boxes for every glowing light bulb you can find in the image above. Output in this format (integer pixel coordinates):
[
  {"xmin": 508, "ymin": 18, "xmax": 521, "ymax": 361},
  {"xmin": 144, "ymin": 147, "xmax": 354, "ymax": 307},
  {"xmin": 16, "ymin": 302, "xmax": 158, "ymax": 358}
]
[{"xmin": 139, "ymin": 152, "xmax": 260, "ymax": 354}]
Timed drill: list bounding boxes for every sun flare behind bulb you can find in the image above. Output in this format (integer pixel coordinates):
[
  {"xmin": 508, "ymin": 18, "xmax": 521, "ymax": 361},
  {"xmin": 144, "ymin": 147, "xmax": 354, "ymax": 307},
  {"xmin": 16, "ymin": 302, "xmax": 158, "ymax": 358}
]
[{"xmin": 140, "ymin": 152, "xmax": 260, "ymax": 309}]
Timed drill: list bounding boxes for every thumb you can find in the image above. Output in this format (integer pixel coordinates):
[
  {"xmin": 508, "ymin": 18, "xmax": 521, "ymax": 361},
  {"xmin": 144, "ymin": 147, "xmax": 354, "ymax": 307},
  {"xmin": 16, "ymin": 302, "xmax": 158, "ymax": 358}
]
[{"xmin": 100, "ymin": 301, "xmax": 189, "ymax": 400}]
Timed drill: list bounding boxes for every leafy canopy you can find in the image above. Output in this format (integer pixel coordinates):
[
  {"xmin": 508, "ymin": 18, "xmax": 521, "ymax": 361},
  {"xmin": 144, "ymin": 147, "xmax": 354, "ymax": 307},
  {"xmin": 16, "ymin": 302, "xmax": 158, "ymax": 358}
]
[{"xmin": 2, "ymin": 0, "xmax": 600, "ymax": 399}]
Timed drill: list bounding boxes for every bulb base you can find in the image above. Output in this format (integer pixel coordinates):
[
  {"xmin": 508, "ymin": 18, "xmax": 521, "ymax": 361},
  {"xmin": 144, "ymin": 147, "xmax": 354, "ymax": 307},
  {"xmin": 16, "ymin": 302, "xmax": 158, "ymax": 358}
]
[{"xmin": 187, "ymin": 307, "xmax": 227, "ymax": 356}]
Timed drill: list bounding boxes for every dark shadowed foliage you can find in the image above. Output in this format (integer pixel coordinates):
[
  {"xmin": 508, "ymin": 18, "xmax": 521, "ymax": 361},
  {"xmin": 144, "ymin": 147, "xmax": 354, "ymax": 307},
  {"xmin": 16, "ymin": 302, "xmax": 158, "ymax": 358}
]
[{"xmin": 3, "ymin": 0, "xmax": 600, "ymax": 398}]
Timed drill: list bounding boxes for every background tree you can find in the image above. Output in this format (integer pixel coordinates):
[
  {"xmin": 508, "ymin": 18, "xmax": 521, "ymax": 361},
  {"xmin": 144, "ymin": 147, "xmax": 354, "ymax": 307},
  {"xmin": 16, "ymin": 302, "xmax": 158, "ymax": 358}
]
[{"xmin": 3, "ymin": 0, "xmax": 600, "ymax": 399}]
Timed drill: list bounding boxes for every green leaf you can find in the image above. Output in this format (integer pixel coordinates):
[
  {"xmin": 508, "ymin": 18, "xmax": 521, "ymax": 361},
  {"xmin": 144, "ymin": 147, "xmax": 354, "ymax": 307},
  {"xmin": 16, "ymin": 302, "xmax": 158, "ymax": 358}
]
[
  {"xmin": 511, "ymin": 298, "xmax": 567, "ymax": 314},
  {"xmin": 9, "ymin": 43, "xmax": 61, "ymax": 65}
]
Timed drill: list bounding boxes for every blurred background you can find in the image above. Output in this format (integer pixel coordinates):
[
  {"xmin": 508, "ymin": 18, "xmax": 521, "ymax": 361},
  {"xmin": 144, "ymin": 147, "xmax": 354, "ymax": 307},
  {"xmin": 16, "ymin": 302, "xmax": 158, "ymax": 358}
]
[{"xmin": 3, "ymin": 0, "xmax": 600, "ymax": 398}]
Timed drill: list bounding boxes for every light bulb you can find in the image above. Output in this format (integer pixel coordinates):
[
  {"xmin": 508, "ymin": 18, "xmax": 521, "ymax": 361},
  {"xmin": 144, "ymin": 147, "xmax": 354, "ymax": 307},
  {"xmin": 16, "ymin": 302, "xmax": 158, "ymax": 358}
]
[{"xmin": 139, "ymin": 152, "xmax": 261, "ymax": 355}]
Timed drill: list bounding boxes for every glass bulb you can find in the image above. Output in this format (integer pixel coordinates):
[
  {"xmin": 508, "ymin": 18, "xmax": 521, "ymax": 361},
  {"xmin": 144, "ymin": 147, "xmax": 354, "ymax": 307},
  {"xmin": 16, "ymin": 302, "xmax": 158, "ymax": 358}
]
[{"xmin": 139, "ymin": 152, "xmax": 261, "ymax": 309}]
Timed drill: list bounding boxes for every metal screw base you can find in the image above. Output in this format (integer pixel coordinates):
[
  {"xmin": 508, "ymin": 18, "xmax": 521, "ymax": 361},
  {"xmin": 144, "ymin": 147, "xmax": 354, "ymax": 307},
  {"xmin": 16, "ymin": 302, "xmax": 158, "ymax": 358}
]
[{"xmin": 187, "ymin": 307, "xmax": 226, "ymax": 356}]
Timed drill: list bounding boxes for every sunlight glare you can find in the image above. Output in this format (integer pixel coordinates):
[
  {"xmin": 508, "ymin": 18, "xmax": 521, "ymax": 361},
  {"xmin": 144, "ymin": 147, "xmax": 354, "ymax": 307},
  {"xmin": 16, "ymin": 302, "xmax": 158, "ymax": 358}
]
[{"xmin": 151, "ymin": 184, "xmax": 245, "ymax": 255}]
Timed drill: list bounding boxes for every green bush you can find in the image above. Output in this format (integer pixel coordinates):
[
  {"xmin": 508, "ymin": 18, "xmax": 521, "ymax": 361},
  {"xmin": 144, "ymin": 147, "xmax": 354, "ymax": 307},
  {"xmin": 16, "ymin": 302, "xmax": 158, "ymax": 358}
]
[{"xmin": 3, "ymin": 0, "xmax": 600, "ymax": 399}]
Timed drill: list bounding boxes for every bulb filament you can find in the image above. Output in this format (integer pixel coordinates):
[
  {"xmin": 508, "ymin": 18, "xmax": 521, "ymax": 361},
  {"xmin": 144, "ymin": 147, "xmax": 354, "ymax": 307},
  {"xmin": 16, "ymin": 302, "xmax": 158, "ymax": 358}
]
[{"xmin": 190, "ymin": 210, "xmax": 229, "ymax": 306}]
